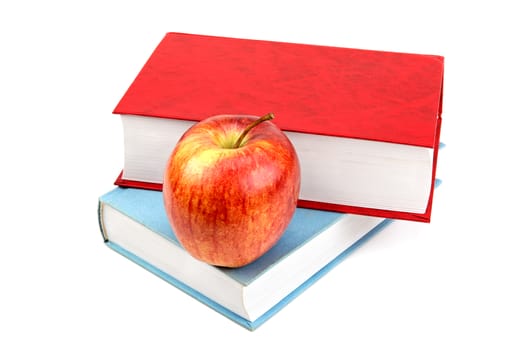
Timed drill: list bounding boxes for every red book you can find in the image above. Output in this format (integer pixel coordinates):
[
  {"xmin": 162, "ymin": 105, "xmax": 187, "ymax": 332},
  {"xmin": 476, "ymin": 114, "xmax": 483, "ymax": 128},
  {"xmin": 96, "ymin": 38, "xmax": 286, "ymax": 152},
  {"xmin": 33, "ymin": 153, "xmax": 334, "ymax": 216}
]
[{"xmin": 113, "ymin": 32, "xmax": 444, "ymax": 222}]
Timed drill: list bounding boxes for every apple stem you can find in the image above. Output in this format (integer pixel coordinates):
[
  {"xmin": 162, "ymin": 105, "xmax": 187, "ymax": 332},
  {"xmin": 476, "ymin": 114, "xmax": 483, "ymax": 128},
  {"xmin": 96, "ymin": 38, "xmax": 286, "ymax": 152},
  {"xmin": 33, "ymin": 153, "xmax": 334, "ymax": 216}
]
[{"xmin": 232, "ymin": 113, "xmax": 275, "ymax": 148}]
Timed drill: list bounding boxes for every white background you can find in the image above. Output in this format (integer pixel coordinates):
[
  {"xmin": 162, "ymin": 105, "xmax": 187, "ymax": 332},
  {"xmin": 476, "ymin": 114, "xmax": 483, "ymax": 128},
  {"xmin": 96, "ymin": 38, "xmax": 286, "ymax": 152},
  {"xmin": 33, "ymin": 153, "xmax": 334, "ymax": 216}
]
[{"xmin": 1, "ymin": 1, "xmax": 523, "ymax": 349}]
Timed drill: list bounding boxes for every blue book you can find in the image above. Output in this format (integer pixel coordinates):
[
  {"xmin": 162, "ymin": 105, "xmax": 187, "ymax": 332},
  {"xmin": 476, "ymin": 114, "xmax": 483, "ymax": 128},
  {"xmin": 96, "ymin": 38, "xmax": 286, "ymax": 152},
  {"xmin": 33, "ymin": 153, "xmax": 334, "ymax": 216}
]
[{"xmin": 98, "ymin": 187, "xmax": 394, "ymax": 330}]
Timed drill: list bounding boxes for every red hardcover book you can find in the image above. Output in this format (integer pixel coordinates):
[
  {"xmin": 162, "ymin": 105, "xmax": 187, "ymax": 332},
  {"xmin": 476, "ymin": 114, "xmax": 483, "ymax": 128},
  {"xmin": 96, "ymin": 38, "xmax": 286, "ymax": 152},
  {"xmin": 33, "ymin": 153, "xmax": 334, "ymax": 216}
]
[{"xmin": 113, "ymin": 32, "xmax": 444, "ymax": 222}]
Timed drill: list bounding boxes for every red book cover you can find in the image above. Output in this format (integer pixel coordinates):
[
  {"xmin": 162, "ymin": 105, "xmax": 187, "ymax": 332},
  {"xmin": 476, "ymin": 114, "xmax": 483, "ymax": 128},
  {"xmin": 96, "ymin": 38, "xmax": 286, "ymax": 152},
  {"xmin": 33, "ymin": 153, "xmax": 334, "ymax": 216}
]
[{"xmin": 113, "ymin": 32, "xmax": 444, "ymax": 222}]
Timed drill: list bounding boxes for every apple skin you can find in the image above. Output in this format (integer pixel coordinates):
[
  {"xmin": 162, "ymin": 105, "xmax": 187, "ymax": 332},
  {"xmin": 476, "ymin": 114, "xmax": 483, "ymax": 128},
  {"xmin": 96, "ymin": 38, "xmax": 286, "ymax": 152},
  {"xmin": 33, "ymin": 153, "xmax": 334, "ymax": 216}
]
[{"xmin": 163, "ymin": 114, "xmax": 300, "ymax": 268}]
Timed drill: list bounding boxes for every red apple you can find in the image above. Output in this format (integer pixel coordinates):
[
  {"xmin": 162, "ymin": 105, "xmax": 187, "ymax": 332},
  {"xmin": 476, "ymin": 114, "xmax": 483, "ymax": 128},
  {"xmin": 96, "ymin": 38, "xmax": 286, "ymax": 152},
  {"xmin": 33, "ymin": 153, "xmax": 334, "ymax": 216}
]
[{"xmin": 163, "ymin": 113, "xmax": 300, "ymax": 267}]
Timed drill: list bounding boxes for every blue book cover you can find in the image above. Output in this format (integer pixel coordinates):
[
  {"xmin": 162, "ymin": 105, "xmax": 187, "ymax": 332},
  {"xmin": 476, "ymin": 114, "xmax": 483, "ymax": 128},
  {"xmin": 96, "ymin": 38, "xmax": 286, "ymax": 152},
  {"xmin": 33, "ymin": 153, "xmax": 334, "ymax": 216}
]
[{"xmin": 98, "ymin": 187, "xmax": 396, "ymax": 330}]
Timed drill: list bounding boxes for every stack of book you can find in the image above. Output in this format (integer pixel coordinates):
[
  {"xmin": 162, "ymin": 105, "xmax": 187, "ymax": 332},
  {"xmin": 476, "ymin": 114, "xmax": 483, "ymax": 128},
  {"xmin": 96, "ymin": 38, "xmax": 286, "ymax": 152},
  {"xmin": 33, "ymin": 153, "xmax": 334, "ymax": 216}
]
[{"xmin": 98, "ymin": 32, "xmax": 444, "ymax": 330}]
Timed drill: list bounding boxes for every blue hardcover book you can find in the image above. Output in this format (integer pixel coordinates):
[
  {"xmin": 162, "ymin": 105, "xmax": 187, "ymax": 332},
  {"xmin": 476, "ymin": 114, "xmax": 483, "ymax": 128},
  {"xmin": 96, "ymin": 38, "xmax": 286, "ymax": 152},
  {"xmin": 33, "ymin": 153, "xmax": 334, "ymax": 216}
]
[{"xmin": 98, "ymin": 187, "xmax": 395, "ymax": 330}]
